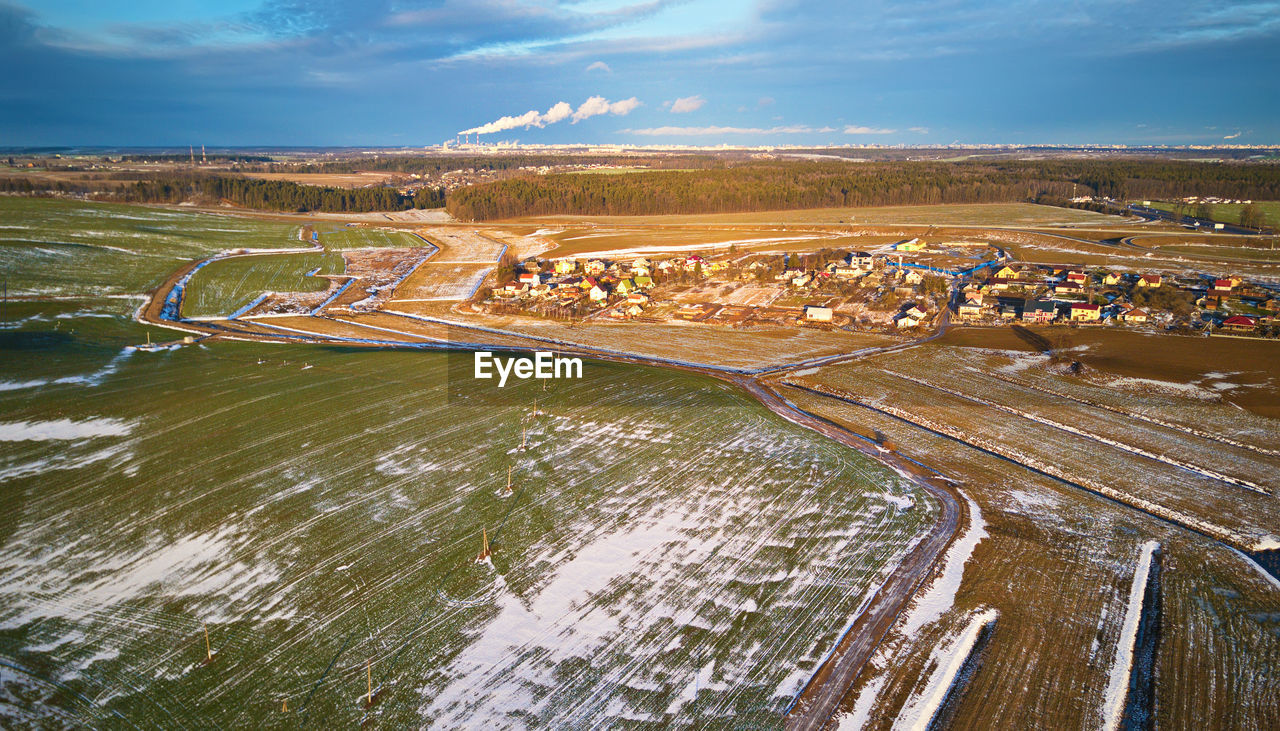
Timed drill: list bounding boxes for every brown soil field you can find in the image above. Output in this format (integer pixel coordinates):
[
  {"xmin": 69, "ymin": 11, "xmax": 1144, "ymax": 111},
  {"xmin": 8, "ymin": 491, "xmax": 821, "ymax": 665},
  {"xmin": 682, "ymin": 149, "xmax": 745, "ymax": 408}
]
[
  {"xmin": 935, "ymin": 327, "xmax": 1280, "ymax": 417},
  {"xmin": 784, "ymin": 341, "xmax": 1280, "ymax": 728}
]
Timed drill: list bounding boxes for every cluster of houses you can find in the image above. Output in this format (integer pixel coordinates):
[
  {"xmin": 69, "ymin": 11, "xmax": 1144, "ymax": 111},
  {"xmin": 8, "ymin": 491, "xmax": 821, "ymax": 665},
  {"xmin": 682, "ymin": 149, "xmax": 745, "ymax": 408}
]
[
  {"xmin": 487, "ymin": 254, "xmax": 729, "ymax": 318},
  {"xmin": 955, "ymin": 264, "xmax": 1278, "ymax": 331}
]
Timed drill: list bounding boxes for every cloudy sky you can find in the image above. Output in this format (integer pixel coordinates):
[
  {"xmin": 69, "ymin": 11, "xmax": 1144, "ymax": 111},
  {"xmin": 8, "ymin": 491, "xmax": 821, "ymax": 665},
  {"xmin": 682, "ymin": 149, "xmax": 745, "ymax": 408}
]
[{"xmin": 2, "ymin": 1, "xmax": 1277, "ymax": 146}]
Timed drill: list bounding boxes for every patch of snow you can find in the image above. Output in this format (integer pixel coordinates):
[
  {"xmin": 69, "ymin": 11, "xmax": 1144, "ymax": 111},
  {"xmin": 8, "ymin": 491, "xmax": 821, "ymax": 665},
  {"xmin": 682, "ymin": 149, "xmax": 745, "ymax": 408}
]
[
  {"xmin": 900, "ymin": 494, "xmax": 987, "ymax": 639},
  {"xmin": 0, "ymin": 417, "xmax": 135, "ymax": 442},
  {"xmin": 893, "ymin": 608, "xmax": 998, "ymax": 731},
  {"xmin": 1100, "ymin": 540, "xmax": 1159, "ymax": 731}
]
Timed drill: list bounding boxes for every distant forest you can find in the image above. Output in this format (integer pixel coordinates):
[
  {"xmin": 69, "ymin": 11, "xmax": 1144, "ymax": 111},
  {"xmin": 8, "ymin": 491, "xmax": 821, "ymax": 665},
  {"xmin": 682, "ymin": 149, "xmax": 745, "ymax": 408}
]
[
  {"xmin": 2, "ymin": 158, "xmax": 1278, "ymax": 217},
  {"xmin": 116, "ymin": 176, "xmax": 445, "ymax": 212},
  {"xmin": 445, "ymin": 160, "xmax": 1280, "ymax": 220}
]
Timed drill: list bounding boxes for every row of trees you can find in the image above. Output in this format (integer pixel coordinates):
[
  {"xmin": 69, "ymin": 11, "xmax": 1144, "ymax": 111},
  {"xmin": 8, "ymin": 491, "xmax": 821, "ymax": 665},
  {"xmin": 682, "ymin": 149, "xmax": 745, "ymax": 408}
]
[
  {"xmin": 117, "ymin": 176, "xmax": 445, "ymax": 212},
  {"xmin": 4, "ymin": 158, "xmax": 1278, "ymax": 218},
  {"xmin": 447, "ymin": 160, "xmax": 1280, "ymax": 221}
]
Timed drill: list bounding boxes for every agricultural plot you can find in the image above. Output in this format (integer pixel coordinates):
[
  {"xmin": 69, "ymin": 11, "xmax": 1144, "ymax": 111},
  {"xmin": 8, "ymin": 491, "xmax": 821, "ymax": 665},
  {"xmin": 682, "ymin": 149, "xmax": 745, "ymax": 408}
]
[
  {"xmin": 415, "ymin": 228, "xmax": 506, "ymax": 262},
  {"xmin": 780, "ymin": 381, "xmax": 1280, "ymax": 729},
  {"xmin": 388, "ymin": 263, "xmax": 493, "ymax": 302},
  {"xmin": 318, "ymin": 228, "xmax": 427, "ymax": 250},
  {"xmin": 0, "ymin": 308, "xmax": 936, "ymax": 727},
  {"xmin": 794, "ymin": 347, "xmax": 1279, "ymax": 548},
  {"xmin": 182, "ymin": 252, "xmax": 345, "ymax": 319},
  {"xmin": 0, "ymin": 197, "xmax": 306, "ymax": 299}
]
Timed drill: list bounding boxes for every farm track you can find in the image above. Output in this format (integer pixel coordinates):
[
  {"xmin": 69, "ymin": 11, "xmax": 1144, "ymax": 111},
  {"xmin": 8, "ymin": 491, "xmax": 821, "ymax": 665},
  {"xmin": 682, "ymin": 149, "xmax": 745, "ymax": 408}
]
[{"xmin": 136, "ymin": 248, "xmax": 970, "ymax": 730}]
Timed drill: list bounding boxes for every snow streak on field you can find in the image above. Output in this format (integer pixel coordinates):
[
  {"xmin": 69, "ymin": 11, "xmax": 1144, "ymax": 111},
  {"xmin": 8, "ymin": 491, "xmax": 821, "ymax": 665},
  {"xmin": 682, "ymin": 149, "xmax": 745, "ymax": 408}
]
[{"xmin": 0, "ymin": 320, "xmax": 935, "ymax": 727}]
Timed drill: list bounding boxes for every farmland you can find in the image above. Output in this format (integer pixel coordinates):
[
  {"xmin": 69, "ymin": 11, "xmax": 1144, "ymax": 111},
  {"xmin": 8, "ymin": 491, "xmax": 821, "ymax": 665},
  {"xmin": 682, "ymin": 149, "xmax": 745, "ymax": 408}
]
[
  {"xmin": 316, "ymin": 228, "xmax": 427, "ymax": 250},
  {"xmin": 1143, "ymin": 200, "xmax": 1280, "ymax": 229},
  {"xmin": 182, "ymin": 252, "xmax": 345, "ymax": 319},
  {"xmin": 780, "ymin": 331, "xmax": 1280, "ymax": 728},
  {"xmin": 0, "ymin": 197, "xmax": 306, "ymax": 298},
  {"xmin": 5, "ymin": 192, "xmax": 1280, "ymax": 728},
  {"xmin": 0, "ymin": 306, "xmax": 935, "ymax": 727}
]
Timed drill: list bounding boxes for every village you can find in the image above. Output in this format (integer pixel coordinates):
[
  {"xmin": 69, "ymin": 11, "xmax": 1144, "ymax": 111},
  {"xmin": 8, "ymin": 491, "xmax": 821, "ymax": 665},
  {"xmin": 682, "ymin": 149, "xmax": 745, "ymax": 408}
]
[{"xmin": 472, "ymin": 237, "xmax": 1280, "ymax": 338}]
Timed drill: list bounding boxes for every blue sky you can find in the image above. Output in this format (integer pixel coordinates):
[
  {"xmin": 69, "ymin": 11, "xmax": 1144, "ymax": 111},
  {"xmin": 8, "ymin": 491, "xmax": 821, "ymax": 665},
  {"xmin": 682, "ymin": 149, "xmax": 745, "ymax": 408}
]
[{"xmin": 2, "ymin": 1, "xmax": 1278, "ymax": 146}]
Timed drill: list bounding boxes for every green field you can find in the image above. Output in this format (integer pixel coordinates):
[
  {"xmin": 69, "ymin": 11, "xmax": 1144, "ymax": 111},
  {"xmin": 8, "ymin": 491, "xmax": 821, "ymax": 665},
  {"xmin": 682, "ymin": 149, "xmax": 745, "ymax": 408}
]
[
  {"xmin": 182, "ymin": 252, "xmax": 346, "ymax": 318},
  {"xmin": 0, "ymin": 198, "xmax": 937, "ymax": 727},
  {"xmin": 0, "ymin": 308, "xmax": 934, "ymax": 727},
  {"xmin": 318, "ymin": 228, "xmax": 427, "ymax": 250},
  {"xmin": 1142, "ymin": 200, "xmax": 1280, "ymax": 229},
  {"xmin": 0, "ymin": 198, "xmax": 306, "ymax": 299}
]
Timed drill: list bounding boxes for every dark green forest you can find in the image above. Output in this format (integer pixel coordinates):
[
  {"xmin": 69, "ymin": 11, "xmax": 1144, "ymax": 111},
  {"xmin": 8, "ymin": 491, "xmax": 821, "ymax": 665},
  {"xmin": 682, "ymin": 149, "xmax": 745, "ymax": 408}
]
[
  {"xmin": 445, "ymin": 160, "xmax": 1280, "ymax": 220},
  {"xmin": 2, "ymin": 158, "xmax": 1278, "ymax": 217},
  {"xmin": 119, "ymin": 175, "xmax": 446, "ymax": 212}
]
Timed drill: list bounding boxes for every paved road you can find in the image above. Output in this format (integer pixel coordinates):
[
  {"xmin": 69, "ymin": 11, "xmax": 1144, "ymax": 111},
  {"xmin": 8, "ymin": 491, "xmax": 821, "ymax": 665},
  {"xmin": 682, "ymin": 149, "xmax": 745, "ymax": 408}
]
[{"xmin": 1123, "ymin": 203, "xmax": 1263, "ymax": 236}]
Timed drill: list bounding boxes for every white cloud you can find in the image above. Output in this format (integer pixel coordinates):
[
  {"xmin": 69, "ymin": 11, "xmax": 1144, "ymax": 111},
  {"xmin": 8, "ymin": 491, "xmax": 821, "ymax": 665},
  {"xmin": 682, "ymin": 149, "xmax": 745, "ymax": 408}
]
[
  {"xmin": 585, "ymin": 60, "xmax": 611, "ymax": 73},
  {"xmin": 908, "ymin": 126, "xmax": 930, "ymax": 134},
  {"xmin": 623, "ymin": 125, "xmax": 835, "ymax": 136},
  {"xmin": 1223, "ymin": 131, "xmax": 1242, "ymax": 139},
  {"xmin": 843, "ymin": 125, "xmax": 897, "ymax": 134},
  {"xmin": 571, "ymin": 95, "xmax": 642, "ymax": 122},
  {"xmin": 757, "ymin": 96, "xmax": 775, "ymax": 107},
  {"xmin": 669, "ymin": 95, "xmax": 706, "ymax": 113}
]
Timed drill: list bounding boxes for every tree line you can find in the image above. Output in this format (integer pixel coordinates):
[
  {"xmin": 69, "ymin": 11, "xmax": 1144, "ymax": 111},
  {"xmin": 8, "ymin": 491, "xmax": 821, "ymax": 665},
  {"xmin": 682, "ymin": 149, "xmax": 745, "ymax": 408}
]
[
  {"xmin": 445, "ymin": 160, "xmax": 1280, "ymax": 221},
  {"xmin": 3, "ymin": 158, "xmax": 1278, "ymax": 218},
  {"xmin": 117, "ymin": 175, "xmax": 445, "ymax": 212},
  {"xmin": 0, "ymin": 173, "xmax": 446, "ymax": 212}
]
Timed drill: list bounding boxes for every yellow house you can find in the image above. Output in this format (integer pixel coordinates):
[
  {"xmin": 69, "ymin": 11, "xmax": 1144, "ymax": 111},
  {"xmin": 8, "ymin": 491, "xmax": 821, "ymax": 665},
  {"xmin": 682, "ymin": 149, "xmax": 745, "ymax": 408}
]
[
  {"xmin": 1070, "ymin": 303, "xmax": 1101, "ymax": 321},
  {"xmin": 1103, "ymin": 272, "xmax": 1121, "ymax": 286},
  {"xmin": 894, "ymin": 238, "xmax": 925, "ymax": 252},
  {"xmin": 554, "ymin": 260, "xmax": 577, "ymax": 275},
  {"xmin": 1136, "ymin": 274, "xmax": 1162, "ymax": 288},
  {"xmin": 993, "ymin": 266, "xmax": 1018, "ymax": 280}
]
